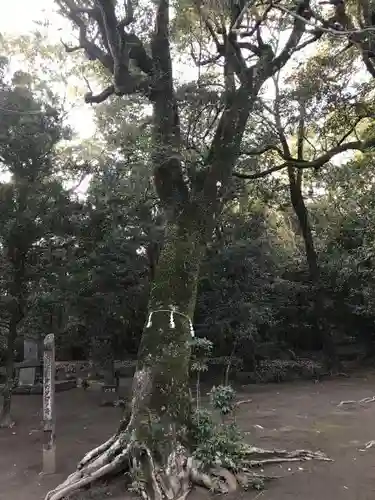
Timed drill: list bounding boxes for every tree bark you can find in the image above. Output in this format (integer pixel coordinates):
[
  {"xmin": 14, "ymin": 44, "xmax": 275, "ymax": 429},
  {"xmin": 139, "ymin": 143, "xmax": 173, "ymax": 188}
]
[{"xmin": 131, "ymin": 215, "xmax": 205, "ymax": 436}]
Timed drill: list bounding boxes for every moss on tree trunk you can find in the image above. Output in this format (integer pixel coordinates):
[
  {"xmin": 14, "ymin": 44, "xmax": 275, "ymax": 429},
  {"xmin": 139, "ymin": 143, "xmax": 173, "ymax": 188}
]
[{"xmin": 131, "ymin": 218, "xmax": 205, "ymax": 449}]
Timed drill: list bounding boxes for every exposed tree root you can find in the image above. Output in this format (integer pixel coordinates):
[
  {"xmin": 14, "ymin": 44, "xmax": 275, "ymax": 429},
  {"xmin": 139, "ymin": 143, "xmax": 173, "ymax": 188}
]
[
  {"xmin": 44, "ymin": 431, "xmax": 331, "ymax": 500},
  {"xmin": 240, "ymin": 445, "xmax": 332, "ymax": 467},
  {"xmin": 235, "ymin": 399, "xmax": 253, "ymax": 407},
  {"xmin": 338, "ymin": 395, "xmax": 375, "ymax": 407},
  {"xmin": 359, "ymin": 440, "xmax": 375, "ymax": 451},
  {"xmin": 0, "ymin": 412, "xmax": 15, "ymax": 429}
]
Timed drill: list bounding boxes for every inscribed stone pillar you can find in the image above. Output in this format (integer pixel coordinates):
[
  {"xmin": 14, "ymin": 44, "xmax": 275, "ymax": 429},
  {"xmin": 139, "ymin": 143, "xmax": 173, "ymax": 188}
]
[{"xmin": 43, "ymin": 334, "xmax": 56, "ymax": 474}]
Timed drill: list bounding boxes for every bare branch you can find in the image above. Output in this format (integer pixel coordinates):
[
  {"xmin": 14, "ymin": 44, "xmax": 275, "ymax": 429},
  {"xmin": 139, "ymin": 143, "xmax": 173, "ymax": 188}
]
[
  {"xmin": 118, "ymin": 0, "xmax": 135, "ymax": 29},
  {"xmin": 57, "ymin": 0, "xmax": 113, "ymax": 71},
  {"xmin": 271, "ymin": 0, "xmax": 311, "ymax": 74},
  {"xmin": 240, "ymin": 144, "xmax": 285, "ymax": 157},
  {"xmin": 238, "ymin": 3, "xmax": 274, "ymax": 38},
  {"xmin": 197, "ymin": 7, "xmax": 223, "ymax": 53},
  {"xmin": 84, "ymin": 86, "xmax": 115, "ymax": 104},
  {"xmin": 336, "ymin": 117, "xmax": 363, "ymax": 146},
  {"xmin": 191, "ymin": 52, "xmax": 221, "ymax": 66},
  {"xmin": 61, "ymin": 40, "xmax": 83, "ymax": 53},
  {"xmin": 234, "ymin": 134, "xmax": 375, "ymax": 180},
  {"xmin": 276, "ymin": 3, "xmax": 375, "ymax": 36},
  {"xmin": 233, "ymin": 162, "xmax": 288, "ymax": 179},
  {"xmin": 96, "ymin": 0, "xmax": 128, "ymax": 90}
]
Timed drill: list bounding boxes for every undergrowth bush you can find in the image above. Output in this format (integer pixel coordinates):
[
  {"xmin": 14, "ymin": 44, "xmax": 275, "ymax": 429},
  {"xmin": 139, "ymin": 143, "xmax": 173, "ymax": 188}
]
[
  {"xmin": 190, "ymin": 388, "xmax": 243, "ymax": 470},
  {"xmin": 255, "ymin": 359, "xmax": 323, "ymax": 382},
  {"xmin": 189, "ymin": 338, "xmax": 246, "ymax": 471}
]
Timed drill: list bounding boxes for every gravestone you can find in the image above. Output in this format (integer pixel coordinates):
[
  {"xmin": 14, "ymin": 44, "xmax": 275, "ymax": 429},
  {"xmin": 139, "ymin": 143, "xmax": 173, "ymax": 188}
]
[
  {"xmin": 18, "ymin": 365, "xmax": 37, "ymax": 386},
  {"xmin": 24, "ymin": 338, "xmax": 39, "ymax": 360},
  {"xmin": 18, "ymin": 338, "xmax": 40, "ymax": 386}
]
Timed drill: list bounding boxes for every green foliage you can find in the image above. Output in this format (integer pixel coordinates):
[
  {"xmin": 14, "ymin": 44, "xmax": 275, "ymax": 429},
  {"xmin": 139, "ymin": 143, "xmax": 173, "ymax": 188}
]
[
  {"xmin": 190, "ymin": 386, "xmax": 242, "ymax": 469},
  {"xmin": 209, "ymin": 385, "xmax": 236, "ymax": 416},
  {"xmin": 0, "ymin": 62, "xmax": 77, "ymax": 349},
  {"xmin": 190, "ymin": 337, "xmax": 213, "ymax": 373},
  {"xmin": 193, "ymin": 418, "xmax": 243, "ymax": 469}
]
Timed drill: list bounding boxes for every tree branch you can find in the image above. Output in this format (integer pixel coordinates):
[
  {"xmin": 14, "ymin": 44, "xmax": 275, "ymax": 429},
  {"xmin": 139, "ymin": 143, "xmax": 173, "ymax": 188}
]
[
  {"xmin": 276, "ymin": 3, "xmax": 375, "ymax": 36},
  {"xmin": 118, "ymin": 0, "xmax": 135, "ymax": 29},
  {"xmin": 272, "ymin": 74, "xmax": 292, "ymax": 158},
  {"xmin": 84, "ymin": 86, "xmax": 115, "ymax": 104},
  {"xmin": 240, "ymin": 144, "xmax": 285, "ymax": 157},
  {"xmin": 362, "ymin": 51, "xmax": 375, "ymax": 78},
  {"xmin": 198, "ymin": 0, "xmax": 314, "ymax": 216},
  {"xmin": 271, "ymin": 0, "xmax": 311, "ymax": 75},
  {"xmin": 123, "ymin": 33, "xmax": 154, "ymax": 75},
  {"xmin": 234, "ymin": 135, "xmax": 375, "ymax": 179},
  {"xmin": 336, "ymin": 117, "xmax": 363, "ymax": 145},
  {"xmin": 58, "ymin": 0, "xmax": 153, "ymax": 103},
  {"xmin": 233, "ymin": 162, "xmax": 289, "ymax": 179},
  {"xmin": 96, "ymin": 0, "xmax": 128, "ymax": 91},
  {"xmin": 57, "ymin": 0, "xmax": 113, "ymax": 71},
  {"xmin": 297, "ymin": 101, "xmax": 305, "ymax": 161}
]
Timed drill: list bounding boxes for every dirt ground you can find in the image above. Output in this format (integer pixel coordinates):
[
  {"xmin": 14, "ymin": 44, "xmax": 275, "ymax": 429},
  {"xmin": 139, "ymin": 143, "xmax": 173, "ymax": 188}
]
[{"xmin": 2, "ymin": 373, "xmax": 375, "ymax": 500}]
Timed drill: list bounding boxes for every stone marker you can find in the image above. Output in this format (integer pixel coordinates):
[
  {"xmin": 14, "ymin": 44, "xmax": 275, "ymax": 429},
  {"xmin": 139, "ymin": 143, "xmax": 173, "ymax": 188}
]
[
  {"xmin": 19, "ymin": 338, "xmax": 39, "ymax": 386},
  {"xmin": 24, "ymin": 338, "xmax": 39, "ymax": 360},
  {"xmin": 18, "ymin": 365, "xmax": 37, "ymax": 386},
  {"xmin": 43, "ymin": 334, "xmax": 56, "ymax": 474}
]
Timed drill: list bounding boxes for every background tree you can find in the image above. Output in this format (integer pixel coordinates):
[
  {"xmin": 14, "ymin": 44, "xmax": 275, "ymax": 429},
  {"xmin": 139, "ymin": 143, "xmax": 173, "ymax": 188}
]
[
  {"xmin": 0, "ymin": 60, "xmax": 76, "ymax": 426},
  {"xmin": 234, "ymin": 40, "xmax": 375, "ymax": 369}
]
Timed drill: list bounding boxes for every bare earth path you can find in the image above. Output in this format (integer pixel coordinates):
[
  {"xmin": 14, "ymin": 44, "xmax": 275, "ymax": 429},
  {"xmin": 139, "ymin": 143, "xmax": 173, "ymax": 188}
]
[{"xmin": 2, "ymin": 373, "xmax": 375, "ymax": 500}]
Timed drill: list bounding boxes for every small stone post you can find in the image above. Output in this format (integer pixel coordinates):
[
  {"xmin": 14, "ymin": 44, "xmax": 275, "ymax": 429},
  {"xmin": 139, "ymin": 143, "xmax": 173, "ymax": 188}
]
[{"xmin": 43, "ymin": 334, "xmax": 56, "ymax": 474}]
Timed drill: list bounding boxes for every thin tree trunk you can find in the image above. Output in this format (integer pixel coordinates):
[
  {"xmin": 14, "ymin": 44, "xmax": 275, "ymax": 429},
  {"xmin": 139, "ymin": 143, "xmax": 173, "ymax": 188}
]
[
  {"xmin": 0, "ymin": 316, "xmax": 17, "ymax": 428},
  {"xmin": 288, "ymin": 168, "xmax": 338, "ymax": 370},
  {"xmin": 273, "ymin": 93, "xmax": 338, "ymax": 371}
]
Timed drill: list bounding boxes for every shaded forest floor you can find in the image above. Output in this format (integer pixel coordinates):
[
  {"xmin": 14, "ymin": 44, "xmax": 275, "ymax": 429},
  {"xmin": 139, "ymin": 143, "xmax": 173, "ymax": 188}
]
[{"xmin": 2, "ymin": 373, "xmax": 375, "ymax": 500}]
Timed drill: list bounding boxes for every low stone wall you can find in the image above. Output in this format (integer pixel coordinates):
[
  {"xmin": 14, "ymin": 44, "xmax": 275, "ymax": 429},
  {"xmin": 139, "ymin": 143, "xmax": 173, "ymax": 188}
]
[
  {"xmin": 13, "ymin": 379, "xmax": 77, "ymax": 395},
  {"xmin": 114, "ymin": 360, "xmax": 136, "ymax": 377},
  {"xmin": 55, "ymin": 360, "xmax": 137, "ymax": 379},
  {"xmin": 56, "ymin": 360, "xmax": 92, "ymax": 379}
]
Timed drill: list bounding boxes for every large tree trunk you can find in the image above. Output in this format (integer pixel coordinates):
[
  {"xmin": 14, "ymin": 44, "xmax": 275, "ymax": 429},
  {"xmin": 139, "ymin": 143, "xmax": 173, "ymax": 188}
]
[
  {"xmin": 0, "ymin": 316, "xmax": 17, "ymax": 428},
  {"xmin": 134, "ymin": 217, "xmax": 204, "ymax": 421}
]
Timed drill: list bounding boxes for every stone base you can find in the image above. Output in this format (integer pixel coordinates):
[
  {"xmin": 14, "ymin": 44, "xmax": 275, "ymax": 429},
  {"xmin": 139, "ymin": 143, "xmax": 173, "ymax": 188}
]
[{"xmin": 12, "ymin": 379, "xmax": 77, "ymax": 395}]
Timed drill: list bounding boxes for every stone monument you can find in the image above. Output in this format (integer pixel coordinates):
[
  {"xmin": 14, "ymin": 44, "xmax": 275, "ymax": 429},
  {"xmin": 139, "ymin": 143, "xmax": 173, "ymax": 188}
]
[
  {"xmin": 43, "ymin": 334, "xmax": 56, "ymax": 474},
  {"xmin": 17, "ymin": 337, "xmax": 41, "ymax": 387}
]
